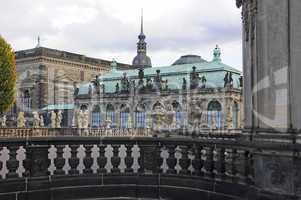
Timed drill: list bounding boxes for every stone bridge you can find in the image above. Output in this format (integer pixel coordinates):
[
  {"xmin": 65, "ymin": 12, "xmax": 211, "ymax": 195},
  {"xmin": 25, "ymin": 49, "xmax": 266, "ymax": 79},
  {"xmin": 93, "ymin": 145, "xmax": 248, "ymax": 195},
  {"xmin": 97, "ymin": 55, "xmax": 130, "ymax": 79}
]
[{"xmin": 0, "ymin": 128, "xmax": 300, "ymax": 200}]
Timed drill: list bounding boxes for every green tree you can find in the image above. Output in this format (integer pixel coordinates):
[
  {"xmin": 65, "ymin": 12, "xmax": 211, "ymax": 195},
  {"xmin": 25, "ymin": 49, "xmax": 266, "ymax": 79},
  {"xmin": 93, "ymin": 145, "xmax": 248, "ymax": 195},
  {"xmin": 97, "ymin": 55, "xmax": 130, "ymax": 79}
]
[{"xmin": 0, "ymin": 36, "xmax": 16, "ymax": 114}]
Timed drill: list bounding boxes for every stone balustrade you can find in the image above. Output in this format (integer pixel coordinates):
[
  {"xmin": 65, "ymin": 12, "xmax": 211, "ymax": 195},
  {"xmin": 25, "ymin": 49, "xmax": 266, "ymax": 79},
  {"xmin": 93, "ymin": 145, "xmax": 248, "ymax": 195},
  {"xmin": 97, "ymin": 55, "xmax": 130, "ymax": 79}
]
[
  {"xmin": 0, "ymin": 128, "xmax": 241, "ymax": 139},
  {"xmin": 0, "ymin": 136, "xmax": 253, "ymax": 200}
]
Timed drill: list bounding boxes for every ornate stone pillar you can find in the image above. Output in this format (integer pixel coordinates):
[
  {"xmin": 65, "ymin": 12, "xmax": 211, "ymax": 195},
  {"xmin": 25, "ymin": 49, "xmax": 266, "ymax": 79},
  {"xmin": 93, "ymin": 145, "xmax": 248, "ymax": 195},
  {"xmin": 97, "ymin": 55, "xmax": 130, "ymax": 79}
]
[{"xmin": 237, "ymin": 0, "xmax": 301, "ymax": 198}]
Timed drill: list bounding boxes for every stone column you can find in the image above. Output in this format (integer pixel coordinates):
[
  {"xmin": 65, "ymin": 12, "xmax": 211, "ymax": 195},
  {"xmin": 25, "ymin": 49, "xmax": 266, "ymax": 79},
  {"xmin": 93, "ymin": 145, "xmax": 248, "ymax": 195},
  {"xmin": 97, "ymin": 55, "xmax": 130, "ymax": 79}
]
[{"xmin": 237, "ymin": 0, "xmax": 301, "ymax": 198}]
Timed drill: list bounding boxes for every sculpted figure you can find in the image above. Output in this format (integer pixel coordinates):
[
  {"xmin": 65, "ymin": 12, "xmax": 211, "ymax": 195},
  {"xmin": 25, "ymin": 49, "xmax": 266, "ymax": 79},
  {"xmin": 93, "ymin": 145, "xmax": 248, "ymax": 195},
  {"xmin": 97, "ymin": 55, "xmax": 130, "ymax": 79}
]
[
  {"xmin": 50, "ymin": 111, "xmax": 56, "ymax": 128},
  {"xmin": 32, "ymin": 111, "xmax": 40, "ymax": 128},
  {"xmin": 40, "ymin": 115, "xmax": 44, "ymax": 127},
  {"xmin": 121, "ymin": 72, "xmax": 130, "ymax": 92},
  {"xmin": 82, "ymin": 110, "xmax": 89, "ymax": 128},
  {"xmin": 56, "ymin": 110, "xmax": 62, "ymax": 128},
  {"xmin": 17, "ymin": 112, "xmax": 26, "ymax": 128},
  {"xmin": 77, "ymin": 110, "xmax": 83, "ymax": 128},
  {"xmin": 0, "ymin": 115, "xmax": 6, "ymax": 128},
  {"xmin": 190, "ymin": 66, "xmax": 200, "ymax": 89}
]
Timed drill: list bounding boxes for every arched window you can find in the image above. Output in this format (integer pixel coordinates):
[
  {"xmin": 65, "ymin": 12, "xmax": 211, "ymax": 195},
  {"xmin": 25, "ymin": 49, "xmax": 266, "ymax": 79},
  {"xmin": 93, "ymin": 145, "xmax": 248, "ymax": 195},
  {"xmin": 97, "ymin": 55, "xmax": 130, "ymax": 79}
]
[
  {"xmin": 232, "ymin": 102, "xmax": 239, "ymax": 128},
  {"xmin": 135, "ymin": 104, "xmax": 146, "ymax": 128},
  {"xmin": 172, "ymin": 101, "xmax": 183, "ymax": 126},
  {"xmin": 80, "ymin": 104, "xmax": 88, "ymax": 111},
  {"xmin": 207, "ymin": 100, "xmax": 222, "ymax": 128},
  {"xmin": 92, "ymin": 105, "xmax": 102, "ymax": 127},
  {"xmin": 106, "ymin": 104, "xmax": 115, "ymax": 125},
  {"xmin": 120, "ymin": 104, "xmax": 130, "ymax": 128}
]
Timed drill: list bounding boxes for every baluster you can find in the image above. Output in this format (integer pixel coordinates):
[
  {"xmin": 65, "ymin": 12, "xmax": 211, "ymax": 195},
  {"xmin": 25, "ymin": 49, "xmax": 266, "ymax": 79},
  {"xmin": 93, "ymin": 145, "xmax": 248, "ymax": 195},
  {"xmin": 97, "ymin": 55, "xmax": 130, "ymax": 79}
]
[
  {"xmin": 69, "ymin": 144, "xmax": 79, "ymax": 175},
  {"xmin": 0, "ymin": 147, "xmax": 2, "ymax": 172},
  {"xmin": 97, "ymin": 144, "xmax": 107, "ymax": 174},
  {"xmin": 213, "ymin": 147, "xmax": 225, "ymax": 180},
  {"xmin": 155, "ymin": 143, "xmax": 163, "ymax": 174},
  {"xmin": 124, "ymin": 144, "xmax": 133, "ymax": 173},
  {"xmin": 224, "ymin": 148, "xmax": 235, "ymax": 182},
  {"xmin": 166, "ymin": 145, "xmax": 177, "ymax": 174},
  {"xmin": 111, "ymin": 145, "xmax": 121, "ymax": 174},
  {"xmin": 83, "ymin": 145, "xmax": 94, "ymax": 174},
  {"xmin": 54, "ymin": 145, "xmax": 65, "ymax": 175},
  {"xmin": 235, "ymin": 149, "xmax": 249, "ymax": 184},
  {"xmin": 7, "ymin": 146, "xmax": 20, "ymax": 178},
  {"xmin": 202, "ymin": 146, "xmax": 213, "ymax": 178},
  {"xmin": 179, "ymin": 145, "xmax": 190, "ymax": 175},
  {"xmin": 191, "ymin": 144, "xmax": 201, "ymax": 176}
]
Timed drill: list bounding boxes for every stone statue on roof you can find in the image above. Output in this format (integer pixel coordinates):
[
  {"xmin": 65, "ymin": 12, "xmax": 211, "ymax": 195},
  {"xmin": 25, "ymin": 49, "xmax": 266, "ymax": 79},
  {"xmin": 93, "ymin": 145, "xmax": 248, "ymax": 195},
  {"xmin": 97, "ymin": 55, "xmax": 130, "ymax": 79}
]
[
  {"xmin": 138, "ymin": 68, "xmax": 144, "ymax": 87},
  {"xmin": 224, "ymin": 72, "xmax": 234, "ymax": 88},
  {"xmin": 182, "ymin": 78, "xmax": 187, "ymax": 90},
  {"xmin": 154, "ymin": 70, "xmax": 162, "ymax": 90},
  {"xmin": 121, "ymin": 72, "xmax": 130, "ymax": 92},
  {"xmin": 146, "ymin": 77, "xmax": 153, "ymax": 90},
  {"xmin": 201, "ymin": 75, "xmax": 207, "ymax": 88},
  {"xmin": 190, "ymin": 66, "xmax": 200, "ymax": 89},
  {"xmin": 115, "ymin": 83, "xmax": 119, "ymax": 93}
]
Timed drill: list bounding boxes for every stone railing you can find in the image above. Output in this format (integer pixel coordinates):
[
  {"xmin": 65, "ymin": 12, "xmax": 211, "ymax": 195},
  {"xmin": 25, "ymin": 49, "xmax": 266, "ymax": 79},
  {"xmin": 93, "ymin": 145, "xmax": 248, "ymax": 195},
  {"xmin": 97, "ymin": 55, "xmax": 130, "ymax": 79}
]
[
  {"xmin": 0, "ymin": 128, "xmax": 241, "ymax": 139},
  {"xmin": 0, "ymin": 136, "xmax": 253, "ymax": 200}
]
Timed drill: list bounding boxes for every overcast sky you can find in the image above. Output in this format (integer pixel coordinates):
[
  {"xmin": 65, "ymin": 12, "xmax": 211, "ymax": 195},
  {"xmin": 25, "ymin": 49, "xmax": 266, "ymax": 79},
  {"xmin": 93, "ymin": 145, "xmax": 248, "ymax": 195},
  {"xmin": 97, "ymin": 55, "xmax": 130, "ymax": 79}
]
[{"xmin": 1, "ymin": 0, "xmax": 242, "ymax": 70}]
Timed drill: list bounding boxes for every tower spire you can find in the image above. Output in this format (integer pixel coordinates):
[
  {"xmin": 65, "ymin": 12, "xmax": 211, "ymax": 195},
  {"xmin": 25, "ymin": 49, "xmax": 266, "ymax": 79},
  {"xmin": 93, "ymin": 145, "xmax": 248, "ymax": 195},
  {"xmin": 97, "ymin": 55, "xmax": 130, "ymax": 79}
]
[{"xmin": 141, "ymin": 8, "xmax": 144, "ymax": 34}]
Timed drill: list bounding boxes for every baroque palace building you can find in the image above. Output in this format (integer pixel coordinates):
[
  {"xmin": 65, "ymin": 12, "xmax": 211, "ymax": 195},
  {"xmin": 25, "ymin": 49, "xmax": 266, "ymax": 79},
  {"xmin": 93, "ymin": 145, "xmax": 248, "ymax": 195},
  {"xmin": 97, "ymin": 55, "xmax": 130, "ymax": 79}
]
[
  {"xmin": 10, "ymin": 41, "xmax": 130, "ymax": 126},
  {"xmin": 74, "ymin": 16, "xmax": 243, "ymax": 130}
]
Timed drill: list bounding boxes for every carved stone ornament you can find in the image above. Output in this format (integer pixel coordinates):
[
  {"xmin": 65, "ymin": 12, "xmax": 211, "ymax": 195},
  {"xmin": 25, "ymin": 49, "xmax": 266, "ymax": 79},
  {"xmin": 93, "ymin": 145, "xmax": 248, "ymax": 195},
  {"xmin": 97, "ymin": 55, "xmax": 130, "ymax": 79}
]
[{"xmin": 236, "ymin": 0, "xmax": 257, "ymax": 42}]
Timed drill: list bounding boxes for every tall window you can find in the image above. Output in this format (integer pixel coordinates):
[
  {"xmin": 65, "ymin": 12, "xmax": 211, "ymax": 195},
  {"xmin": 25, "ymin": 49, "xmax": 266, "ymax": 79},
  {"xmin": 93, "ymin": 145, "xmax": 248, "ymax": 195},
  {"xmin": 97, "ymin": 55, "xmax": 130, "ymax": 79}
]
[
  {"xmin": 207, "ymin": 100, "xmax": 222, "ymax": 128},
  {"xmin": 232, "ymin": 102, "xmax": 239, "ymax": 128},
  {"xmin": 120, "ymin": 104, "xmax": 129, "ymax": 128},
  {"xmin": 92, "ymin": 105, "xmax": 102, "ymax": 127},
  {"xmin": 106, "ymin": 104, "xmax": 115, "ymax": 125},
  {"xmin": 22, "ymin": 90, "xmax": 32, "ymax": 112},
  {"xmin": 172, "ymin": 101, "xmax": 183, "ymax": 126},
  {"xmin": 135, "ymin": 104, "xmax": 146, "ymax": 128}
]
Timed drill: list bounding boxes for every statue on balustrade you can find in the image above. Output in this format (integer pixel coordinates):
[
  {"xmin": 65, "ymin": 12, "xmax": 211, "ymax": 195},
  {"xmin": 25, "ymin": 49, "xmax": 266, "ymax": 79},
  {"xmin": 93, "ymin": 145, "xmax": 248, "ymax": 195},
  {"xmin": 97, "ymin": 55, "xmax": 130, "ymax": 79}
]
[
  {"xmin": 56, "ymin": 110, "xmax": 62, "ymax": 128},
  {"xmin": 32, "ymin": 111, "xmax": 40, "ymax": 128},
  {"xmin": 40, "ymin": 115, "xmax": 44, "ymax": 127},
  {"xmin": 17, "ymin": 112, "xmax": 26, "ymax": 128},
  {"xmin": 82, "ymin": 110, "xmax": 89, "ymax": 128},
  {"xmin": 121, "ymin": 72, "xmax": 130, "ymax": 92},
  {"xmin": 201, "ymin": 75, "xmax": 207, "ymax": 88},
  {"xmin": 190, "ymin": 66, "xmax": 200, "ymax": 89},
  {"xmin": 182, "ymin": 78, "xmax": 187, "ymax": 90},
  {"xmin": 0, "ymin": 115, "xmax": 6, "ymax": 128},
  {"xmin": 50, "ymin": 111, "xmax": 56, "ymax": 128},
  {"xmin": 138, "ymin": 68, "xmax": 144, "ymax": 87},
  {"xmin": 154, "ymin": 70, "xmax": 162, "ymax": 90},
  {"xmin": 115, "ymin": 83, "xmax": 119, "ymax": 93}
]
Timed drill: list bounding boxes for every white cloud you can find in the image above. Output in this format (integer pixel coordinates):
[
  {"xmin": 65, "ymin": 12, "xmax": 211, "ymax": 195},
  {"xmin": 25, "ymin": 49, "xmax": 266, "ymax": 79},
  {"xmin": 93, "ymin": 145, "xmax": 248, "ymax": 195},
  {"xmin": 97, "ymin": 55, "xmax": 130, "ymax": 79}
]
[{"xmin": 0, "ymin": 0, "xmax": 242, "ymax": 70}]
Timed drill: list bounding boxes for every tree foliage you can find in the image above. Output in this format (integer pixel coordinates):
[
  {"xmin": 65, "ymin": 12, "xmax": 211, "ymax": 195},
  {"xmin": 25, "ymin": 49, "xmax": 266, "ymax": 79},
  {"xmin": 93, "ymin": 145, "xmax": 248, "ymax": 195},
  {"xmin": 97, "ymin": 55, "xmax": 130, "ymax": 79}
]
[{"xmin": 0, "ymin": 36, "xmax": 16, "ymax": 114}]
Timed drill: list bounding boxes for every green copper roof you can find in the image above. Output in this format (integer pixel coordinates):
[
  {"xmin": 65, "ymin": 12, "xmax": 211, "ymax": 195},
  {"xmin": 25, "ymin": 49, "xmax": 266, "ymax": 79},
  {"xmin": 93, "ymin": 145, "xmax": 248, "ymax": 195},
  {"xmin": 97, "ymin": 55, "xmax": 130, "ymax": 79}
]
[{"xmin": 77, "ymin": 59, "xmax": 241, "ymax": 95}]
